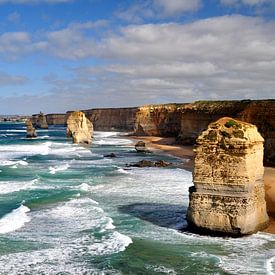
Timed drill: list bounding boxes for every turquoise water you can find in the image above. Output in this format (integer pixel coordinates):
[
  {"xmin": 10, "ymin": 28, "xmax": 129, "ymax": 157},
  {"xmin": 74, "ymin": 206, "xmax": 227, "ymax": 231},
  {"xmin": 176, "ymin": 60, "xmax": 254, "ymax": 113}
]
[{"xmin": 0, "ymin": 122, "xmax": 274, "ymax": 274}]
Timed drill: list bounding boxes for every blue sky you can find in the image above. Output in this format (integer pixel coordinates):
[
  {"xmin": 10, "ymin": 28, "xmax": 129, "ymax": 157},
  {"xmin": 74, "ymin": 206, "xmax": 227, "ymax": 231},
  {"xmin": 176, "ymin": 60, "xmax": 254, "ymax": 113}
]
[{"xmin": 0, "ymin": 0, "xmax": 274, "ymax": 114}]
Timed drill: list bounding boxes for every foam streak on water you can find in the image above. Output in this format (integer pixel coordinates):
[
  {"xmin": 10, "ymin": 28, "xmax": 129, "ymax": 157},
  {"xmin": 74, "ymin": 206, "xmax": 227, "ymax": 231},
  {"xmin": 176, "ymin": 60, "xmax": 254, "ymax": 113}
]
[{"xmin": 0, "ymin": 205, "xmax": 30, "ymax": 234}]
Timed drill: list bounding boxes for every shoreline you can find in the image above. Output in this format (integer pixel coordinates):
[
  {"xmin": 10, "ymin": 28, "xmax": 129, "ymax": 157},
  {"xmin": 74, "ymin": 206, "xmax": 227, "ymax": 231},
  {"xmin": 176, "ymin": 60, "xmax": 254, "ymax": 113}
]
[{"xmin": 128, "ymin": 135, "xmax": 275, "ymax": 235}]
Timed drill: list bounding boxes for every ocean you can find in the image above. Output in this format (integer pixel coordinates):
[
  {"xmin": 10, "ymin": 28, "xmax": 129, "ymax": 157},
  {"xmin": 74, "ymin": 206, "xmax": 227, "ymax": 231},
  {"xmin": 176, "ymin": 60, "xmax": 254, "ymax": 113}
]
[{"xmin": 0, "ymin": 122, "xmax": 274, "ymax": 275}]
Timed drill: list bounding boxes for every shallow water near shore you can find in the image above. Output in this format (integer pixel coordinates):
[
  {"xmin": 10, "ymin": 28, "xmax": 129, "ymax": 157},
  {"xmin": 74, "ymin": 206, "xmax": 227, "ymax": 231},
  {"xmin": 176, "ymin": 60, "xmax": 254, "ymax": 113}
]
[{"xmin": 0, "ymin": 122, "xmax": 274, "ymax": 274}]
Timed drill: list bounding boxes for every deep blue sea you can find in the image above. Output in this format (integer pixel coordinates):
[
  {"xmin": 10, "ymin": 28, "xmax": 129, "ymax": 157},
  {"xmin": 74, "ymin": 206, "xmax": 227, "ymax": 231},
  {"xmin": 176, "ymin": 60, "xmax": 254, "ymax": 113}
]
[{"xmin": 0, "ymin": 122, "xmax": 274, "ymax": 274}]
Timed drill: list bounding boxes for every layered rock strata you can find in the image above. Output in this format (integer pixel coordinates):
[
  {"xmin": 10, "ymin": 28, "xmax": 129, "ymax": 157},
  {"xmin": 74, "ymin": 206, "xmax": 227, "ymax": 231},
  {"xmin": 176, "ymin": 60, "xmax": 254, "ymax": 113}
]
[
  {"xmin": 26, "ymin": 119, "xmax": 37, "ymax": 138},
  {"xmin": 187, "ymin": 117, "xmax": 269, "ymax": 235},
  {"xmin": 66, "ymin": 111, "xmax": 93, "ymax": 144},
  {"xmin": 46, "ymin": 114, "xmax": 67, "ymax": 125}
]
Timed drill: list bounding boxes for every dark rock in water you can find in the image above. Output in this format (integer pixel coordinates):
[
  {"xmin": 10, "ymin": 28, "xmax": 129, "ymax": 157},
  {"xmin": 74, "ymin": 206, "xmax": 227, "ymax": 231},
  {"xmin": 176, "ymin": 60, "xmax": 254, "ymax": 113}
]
[
  {"xmin": 26, "ymin": 119, "xmax": 37, "ymax": 138},
  {"xmin": 135, "ymin": 141, "xmax": 151, "ymax": 153},
  {"xmin": 104, "ymin": 153, "xmax": 117, "ymax": 158},
  {"xmin": 127, "ymin": 159, "xmax": 171, "ymax": 168}
]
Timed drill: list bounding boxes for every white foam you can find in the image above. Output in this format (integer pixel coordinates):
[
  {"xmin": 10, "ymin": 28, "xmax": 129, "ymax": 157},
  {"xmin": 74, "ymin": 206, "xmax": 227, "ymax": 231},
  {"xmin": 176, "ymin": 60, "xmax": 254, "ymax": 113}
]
[
  {"xmin": 105, "ymin": 217, "xmax": 116, "ymax": 230},
  {"xmin": 0, "ymin": 142, "xmax": 51, "ymax": 161},
  {"xmin": 117, "ymin": 167, "xmax": 132, "ymax": 174},
  {"xmin": 87, "ymin": 231, "xmax": 132, "ymax": 255},
  {"xmin": 0, "ymin": 205, "xmax": 31, "ymax": 234},
  {"xmin": 0, "ymin": 159, "xmax": 28, "ymax": 167},
  {"xmin": 93, "ymin": 131, "xmax": 132, "ymax": 146},
  {"xmin": 49, "ymin": 163, "xmax": 70, "ymax": 174},
  {"xmin": 78, "ymin": 183, "xmax": 94, "ymax": 193},
  {"xmin": 145, "ymin": 264, "xmax": 177, "ymax": 275},
  {"xmin": 0, "ymin": 179, "xmax": 38, "ymax": 194},
  {"xmin": 267, "ymin": 256, "xmax": 275, "ymax": 275}
]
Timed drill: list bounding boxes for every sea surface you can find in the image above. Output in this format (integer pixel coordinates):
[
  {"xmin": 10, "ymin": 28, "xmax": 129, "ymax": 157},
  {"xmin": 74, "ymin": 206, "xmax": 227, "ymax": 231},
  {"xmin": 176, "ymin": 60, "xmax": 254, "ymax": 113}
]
[{"xmin": 0, "ymin": 122, "xmax": 274, "ymax": 275}]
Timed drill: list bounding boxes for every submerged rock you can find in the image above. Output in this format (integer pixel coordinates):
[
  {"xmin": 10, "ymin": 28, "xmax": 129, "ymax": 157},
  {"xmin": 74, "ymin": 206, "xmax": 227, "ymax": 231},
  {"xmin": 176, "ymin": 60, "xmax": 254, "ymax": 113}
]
[
  {"xmin": 135, "ymin": 141, "xmax": 151, "ymax": 153},
  {"xmin": 66, "ymin": 111, "xmax": 93, "ymax": 144},
  {"xmin": 187, "ymin": 117, "xmax": 269, "ymax": 235},
  {"xmin": 26, "ymin": 119, "xmax": 37, "ymax": 138},
  {"xmin": 104, "ymin": 153, "xmax": 117, "ymax": 158},
  {"xmin": 36, "ymin": 112, "xmax": 48, "ymax": 129},
  {"xmin": 127, "ymin": 159, "xmax": 171, "ymax": 168}
]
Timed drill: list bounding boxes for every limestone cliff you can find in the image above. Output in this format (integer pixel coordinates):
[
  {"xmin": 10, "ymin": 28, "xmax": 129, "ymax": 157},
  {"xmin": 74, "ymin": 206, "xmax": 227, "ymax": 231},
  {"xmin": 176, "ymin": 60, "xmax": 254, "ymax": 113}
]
[
  {"xmin": 83, "ymin": 107, "xmax": 137, "ymax": 131},
  {"xmin": 33, "ymin": 100, "xmax": 275, "ymax": 166},
  {"xmin": 187, "ymin": 117, "xmax": 269, "ymax": 235},
  {"xmin": 66, "ymin": 111, "xmax": 93, "ymax": 144},
  {"xmin": 46, "ymin": 114, "xmax": 67, "ymax": 125},
  {"xmin": 134, "ymin": 104, "xmax": 186, "ymax": 136},
  {"xmin": 26, "ymin": 119, "xmax": 37, "ymax": 138}
]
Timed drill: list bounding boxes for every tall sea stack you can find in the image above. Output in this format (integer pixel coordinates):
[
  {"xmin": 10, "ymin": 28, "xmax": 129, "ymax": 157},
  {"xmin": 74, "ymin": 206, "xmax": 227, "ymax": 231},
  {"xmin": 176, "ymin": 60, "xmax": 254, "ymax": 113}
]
[
  {"xmin": 187, "ymin": 117, "xmax": 269, "ymax": 235},
  {"xmin": 36, "ymin": 112, "xmax": 48, "ymax": 129},
  {"xmin": 66, "ymin": 111, "xmax": 93, "ymax": 144},
  {"xmin": 26, "ymin": 119, "xmax": 37, "ymax": 138}
]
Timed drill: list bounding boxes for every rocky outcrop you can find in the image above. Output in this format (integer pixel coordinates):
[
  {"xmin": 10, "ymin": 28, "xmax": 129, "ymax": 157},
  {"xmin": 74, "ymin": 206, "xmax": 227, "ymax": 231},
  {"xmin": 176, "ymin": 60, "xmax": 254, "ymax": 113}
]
[
  {"xmin": 37, "ymin": 112, "xmax": 48, "ymax": 129},
  {"xmin": 66, "ymin": 111, "xmax": 93, "ymax": 144},
  {"xmin": 26, "ymin": 119, "xmax": 37, "ymax": 138},
  {"xmin": 127, "ymin": 159, "xmax": 171, "ymax": 168},
  {"xmin": 135, "ymin": 141, "xmax": 151, "ymax": 153},
  {"xmin": 187, "ymin": 117, "xmax": 269, "ymax": 235}
]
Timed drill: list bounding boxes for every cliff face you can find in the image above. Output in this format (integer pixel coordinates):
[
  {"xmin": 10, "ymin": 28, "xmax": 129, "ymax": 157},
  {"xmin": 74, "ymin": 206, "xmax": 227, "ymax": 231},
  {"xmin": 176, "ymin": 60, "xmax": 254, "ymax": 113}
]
[
  {"xmin": 187, "ymin": 117, "xmax": 269, "ymax": 235},
  {"xmin": 237, "ymin": 101, "xmax": 275, "ymax": 166},
  {"xmin": 178, "ymin": 101, "xmax": 252, "ymax": 144},
  {"xmin": 35, "ymin": 100, "xmax": 275, "ymax": 166},
  {"xmin": 134, "ymin": 104, "xmax": 186, "ymax": 136},
  {"xmin": 83, "ymin": 107, "xmax": 138, "ymax": 131},
  {"xmin": 178, "ymin": 100, "xmax": 275, "ymax": 166},
  {"xmin": 46, "ymin": 114, "xmax": 67, "ymax": 125}
]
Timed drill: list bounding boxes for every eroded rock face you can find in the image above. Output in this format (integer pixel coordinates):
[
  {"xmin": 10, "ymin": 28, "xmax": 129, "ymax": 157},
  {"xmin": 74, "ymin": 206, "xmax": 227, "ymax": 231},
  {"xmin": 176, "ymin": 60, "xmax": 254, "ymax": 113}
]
[
  {"xmin": 66, "ymin": 111, "xmax": 93, "ymax": 144},
  {"xmin": 26, "ymin": 119, "xmax": 37, "ymax": 138},
  {"xmin": 36, "ymin": 112, "xmax": 48, "ymax": 129},
  {"xmin": 187, "ymin": 117, "xmax": 269, "ymax": 235}
]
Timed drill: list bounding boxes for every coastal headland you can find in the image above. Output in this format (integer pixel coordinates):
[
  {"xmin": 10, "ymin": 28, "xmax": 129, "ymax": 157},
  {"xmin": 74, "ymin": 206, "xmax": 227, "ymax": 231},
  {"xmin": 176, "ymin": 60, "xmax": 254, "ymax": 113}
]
[{"xmin": 31, "ymin": 99, "xmax": 275, "ymax": 234}]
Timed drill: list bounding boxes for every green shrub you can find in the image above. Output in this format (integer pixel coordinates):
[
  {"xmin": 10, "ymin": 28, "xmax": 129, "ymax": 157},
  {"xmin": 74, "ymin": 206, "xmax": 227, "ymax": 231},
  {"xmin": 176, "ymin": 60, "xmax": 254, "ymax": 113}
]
[{"xmin": 224, "ymin": 119, "xmax": 238, "ymax": 128}]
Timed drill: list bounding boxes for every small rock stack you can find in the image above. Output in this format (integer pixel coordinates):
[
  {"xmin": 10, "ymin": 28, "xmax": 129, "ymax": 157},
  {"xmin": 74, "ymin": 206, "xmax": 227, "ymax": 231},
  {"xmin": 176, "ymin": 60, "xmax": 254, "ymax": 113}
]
[
  {"xmin": 66, "ymin": 111, "xmax": 93, "ymax": 144},
  {"xmin": 187, "ymin": 117, "xmax": 269, "ymax": 235},
  {"xmin": 26, "ymin": 119, "xmax": 37, "ymax": 138}
]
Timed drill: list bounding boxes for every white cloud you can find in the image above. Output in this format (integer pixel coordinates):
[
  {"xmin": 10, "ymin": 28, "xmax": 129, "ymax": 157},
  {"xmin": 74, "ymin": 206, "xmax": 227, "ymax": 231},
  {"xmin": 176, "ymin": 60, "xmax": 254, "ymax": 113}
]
[
  {"xmin": 154, "ymin": 0, "xmax": 202, "ymax": 16},
  {"xmin": 1, "ymin": 15, "xmax": 275, "ymax": 113},
  {"xmin": 0, "ymin": 72, "xmax": 28, "ymax": 86}
]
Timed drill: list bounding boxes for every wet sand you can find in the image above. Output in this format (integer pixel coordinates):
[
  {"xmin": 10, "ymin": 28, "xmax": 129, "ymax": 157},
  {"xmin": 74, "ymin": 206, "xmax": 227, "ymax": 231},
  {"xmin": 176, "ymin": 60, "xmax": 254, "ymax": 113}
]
[{"xmin": 129, "ymin": 136, "xmax": 275, "ymax": 234}]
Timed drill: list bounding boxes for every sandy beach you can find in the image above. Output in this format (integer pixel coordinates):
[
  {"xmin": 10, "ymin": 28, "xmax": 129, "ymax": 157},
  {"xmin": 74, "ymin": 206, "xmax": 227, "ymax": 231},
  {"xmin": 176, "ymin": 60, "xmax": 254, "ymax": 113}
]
[{"xmin": 130, "ymin": 136, "xmax": 275, "ymax": 234}]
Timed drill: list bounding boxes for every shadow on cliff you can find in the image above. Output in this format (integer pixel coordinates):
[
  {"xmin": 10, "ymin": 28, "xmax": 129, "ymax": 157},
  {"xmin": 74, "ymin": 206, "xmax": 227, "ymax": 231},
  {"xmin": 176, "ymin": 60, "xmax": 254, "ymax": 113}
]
[{"xmin": 118, "ymin": 203, "xmax": 188, "ymax": 230}]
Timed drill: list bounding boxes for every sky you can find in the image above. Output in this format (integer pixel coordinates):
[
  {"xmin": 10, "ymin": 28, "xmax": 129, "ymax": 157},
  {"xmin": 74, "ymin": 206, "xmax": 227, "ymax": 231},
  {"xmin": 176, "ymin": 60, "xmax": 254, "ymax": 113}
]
[{"xmin": 0, "ymin": 0, "xmax": 274, "ymax": 114}]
